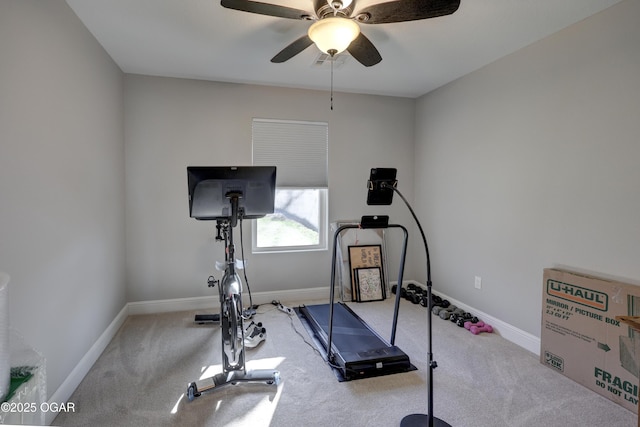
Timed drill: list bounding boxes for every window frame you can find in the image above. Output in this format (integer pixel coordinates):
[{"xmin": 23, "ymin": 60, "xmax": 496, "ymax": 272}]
[{"xmin": 251, "ymin": 187, "xmax": 328, "ymax": 254}]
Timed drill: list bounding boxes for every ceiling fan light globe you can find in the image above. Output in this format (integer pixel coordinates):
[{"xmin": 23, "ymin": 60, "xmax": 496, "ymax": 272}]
[{"xmin": 308, "ymin": 17, "xmax": 360, "ymax": 55}]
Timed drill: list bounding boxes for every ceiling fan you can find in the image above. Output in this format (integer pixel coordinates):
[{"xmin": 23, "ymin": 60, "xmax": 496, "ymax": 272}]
[{"xmin": 220, "ymin": 0, "xmax": 461, "ymax": 67}]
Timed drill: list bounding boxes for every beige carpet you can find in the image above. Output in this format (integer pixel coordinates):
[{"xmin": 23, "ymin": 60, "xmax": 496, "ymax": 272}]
[{"xmin": 54, "ymin": 297, "xmax": 636, "ymax": 426}]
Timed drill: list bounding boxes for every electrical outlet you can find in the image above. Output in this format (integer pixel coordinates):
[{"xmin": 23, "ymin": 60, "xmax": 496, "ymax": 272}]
[{"xmin": 474, "ymin": 276, "xmax": 482, "ymax": 290}]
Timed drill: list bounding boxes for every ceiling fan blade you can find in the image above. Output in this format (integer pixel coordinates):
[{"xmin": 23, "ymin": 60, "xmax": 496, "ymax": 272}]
[
  {"xmin": 356, "ymin": 0, "xmax": 460, "ymax": 24},
  {"xmin": 221, "ymin": 0, "xmax": 311, "ymax": 20},
  {"xmin": 271, "ymin": 35, "xmax": 314, "ymax": 63},
  {"xmin": 347, "ymin": 33, "xmax": 382, "ymax": 67}
]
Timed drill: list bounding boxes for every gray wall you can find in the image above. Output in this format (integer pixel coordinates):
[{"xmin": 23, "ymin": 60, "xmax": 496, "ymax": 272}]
[
  {"xmin": 0, "ymin": 1, "xmax": 126, "ymax": 397},
  {"xmin": 124, "ymin": 75, "xmax": 416, "ymax": 302},
  {"xmin": 413, "ymin": 0, "xmax": 640, "ymax": 337}
]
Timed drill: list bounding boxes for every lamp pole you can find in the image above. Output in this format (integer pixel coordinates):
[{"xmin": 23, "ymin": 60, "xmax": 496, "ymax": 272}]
[{"xmin": 383, "ymin": 183, "xmax": 450, "ymax": 427}]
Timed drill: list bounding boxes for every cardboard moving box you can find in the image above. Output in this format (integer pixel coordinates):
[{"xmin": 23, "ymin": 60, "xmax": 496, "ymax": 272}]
[{"xmin": 541, "ymin": 268, "xmax": 640, "ymax": 414}]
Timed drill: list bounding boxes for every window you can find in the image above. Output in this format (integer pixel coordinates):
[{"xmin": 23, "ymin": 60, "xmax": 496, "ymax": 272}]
[
  {"xmin": 252, "ymin": 119, "xmax": 328, "ymax": 253},
  {"xmin": 255, "ymin": 187, "xmax": 327, "ymax": 251}
]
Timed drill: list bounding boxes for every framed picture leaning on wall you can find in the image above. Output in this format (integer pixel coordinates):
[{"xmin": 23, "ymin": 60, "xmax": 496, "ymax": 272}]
[
  {"xmin": 354, "ymin": 267, "xmax": 385, "ymax": 302},
  {"xmin": 348, "ymin": 245, "xmax": 386, "ymax": 302}
]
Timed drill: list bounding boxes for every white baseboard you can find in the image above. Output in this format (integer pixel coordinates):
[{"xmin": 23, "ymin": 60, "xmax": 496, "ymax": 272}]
[
  {"xmin": 46, "ymin": 285, "xmax": 539, "ymax": 424},
  {"xmin": 127, "ymin": 287, "xmax": 330, "ymax": 316},
  {"xmin": 441, "ymin": 293, "xmax": 540, "ymax": 354},
  {"xmin": 405, "ymin": 281, "xmax": 541, "ymax": 355},
  {"xmin": 128, "ymin": 295, "xmax": 218, "ymax": 315},
  {"xmin": 45, "ymin": 305, "xmax": 128, "ymax": 425},
  {"xmin": 249, "ymin": 287, "xmax": 330, "ymax": 305}
]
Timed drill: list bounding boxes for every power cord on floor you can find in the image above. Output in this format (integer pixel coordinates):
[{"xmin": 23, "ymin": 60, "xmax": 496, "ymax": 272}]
[
  {"xmin": 271, "ymin": 300, "xmax": 341, "ymax": 370},
  {"xmin": 271, "ymin": 299, "xmax": 294, "ymax": 315}
]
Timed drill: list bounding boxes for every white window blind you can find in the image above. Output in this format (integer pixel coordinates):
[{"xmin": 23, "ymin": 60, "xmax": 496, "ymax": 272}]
[{"xmin": 252, "ymin": 118, "xmax": 328, "ymax": 188}]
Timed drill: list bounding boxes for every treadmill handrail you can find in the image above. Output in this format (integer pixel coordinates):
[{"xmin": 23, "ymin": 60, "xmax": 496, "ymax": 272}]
[{"xmin": 327, "ymin": 223, "xmax": 408, "ymax": 364}]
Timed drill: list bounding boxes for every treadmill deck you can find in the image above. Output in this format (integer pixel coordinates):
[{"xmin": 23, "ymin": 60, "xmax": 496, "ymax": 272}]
[{"xmin": 296, "ymin": 302, "xmax": 414, "ymax": 381}]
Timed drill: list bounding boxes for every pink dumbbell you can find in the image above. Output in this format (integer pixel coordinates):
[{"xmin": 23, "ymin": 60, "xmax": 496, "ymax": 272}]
[
  {"xmin": 464, "ymin": 320, "xmax": 484, "ymax": 330},
  {"xmin": 470, "ymin": 324, "xmax": 493, "ymax": 335}
]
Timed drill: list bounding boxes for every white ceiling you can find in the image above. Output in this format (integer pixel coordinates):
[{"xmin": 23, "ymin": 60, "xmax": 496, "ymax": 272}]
[{"xmin": 65, "ymin": 0, "xmax": 623, "ymax": 98}]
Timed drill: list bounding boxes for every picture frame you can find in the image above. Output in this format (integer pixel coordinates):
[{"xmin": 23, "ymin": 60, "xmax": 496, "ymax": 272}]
[
  {"xmin": 348, "ymin": 244, "xmax": 386, "ymax": 301},
  {"xmin": 334, "ymin": 222, "xmax": 388, "ymax": 302},
  {"xmin": 354, "ymin": 267, "xmax": 385, "ymax": 302}
]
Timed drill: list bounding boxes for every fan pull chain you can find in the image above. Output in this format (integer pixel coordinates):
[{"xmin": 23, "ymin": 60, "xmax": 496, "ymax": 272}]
[
  {"xmin": 330, "ymin": 56, "xmax": 334, "ymax": 111},
  {"xmin": 329, "ymin": 49, "xmax": 337, "ymax": 111}
]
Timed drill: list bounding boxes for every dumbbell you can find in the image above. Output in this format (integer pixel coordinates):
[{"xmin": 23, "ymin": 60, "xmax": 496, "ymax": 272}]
[
  {"xmin": 432, "ymin": 295, "xmax": 443, "ymax": 306},
  {"xmin": 432, "ymin": 306, "xmax": 445, "ymax": 315},
  {"xmin": 458, "ymin": 312, "xmax": 472, "ymax": 322},
  {"xmin": 470, "ymin": 324, "xmax": 493, "ymax": 335},
  {"xmin": 449, "ymin": 308, "xmax": 465, "ymax": 321},
  {"xmin": 449, "ymin": 309, "xmax": 466, "ymax": 321},
  {"xmin": 460, "ymin": 316, "xmax": 476, "ymax": 327},
  {"xmin": 438, "ymin": 305, "xmax": 457, "ymax": 320},
  {"xmin": 419, "ymin": 295, "xmax": 429, "ymax": 307},
  {"xmin": 407, "ymin": 291, "xmax": 421, "ymax": 304},
  {"xmin": 391, "ymin": 284, "xmax": 408, "ymax": 298},
  {"xmin": 438, "ymin": 309, "xmax": 452, "ymax": 320},
  {"xmin": 422, "ymin": 292, "xmax": 442, "ymax": 309},
  {"xmin": 419, "ymin": 293, "xmax": 432, "ymax": 309},
  {"xmin": 455, "ymin": 313, "xmax": 471, "ymax": 326},
  {"xmin": 402, "ymin": 288, "xmax": 418, "ymax": 303},
  {"xmin": 464, "ymin": 320, "xmax": 484, "ymax": 330}
]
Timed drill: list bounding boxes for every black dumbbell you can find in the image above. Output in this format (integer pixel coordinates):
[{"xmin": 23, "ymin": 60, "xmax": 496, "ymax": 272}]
[
  {"xmin": 450, "ymin": 312, "xmax": 460, "ymax": 322},
  {"xmin": 419, "ymin": 295, "xmax": 429, "ymax": 307},
  {"xmin": 408, "ymin": 291, "xmax": 421, "ymax": 304}
]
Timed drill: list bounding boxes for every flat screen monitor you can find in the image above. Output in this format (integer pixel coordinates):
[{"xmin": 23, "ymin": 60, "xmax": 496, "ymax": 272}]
[{"xmin": 187, "ymin": 166, "xmax": 276, "ymax": 220}]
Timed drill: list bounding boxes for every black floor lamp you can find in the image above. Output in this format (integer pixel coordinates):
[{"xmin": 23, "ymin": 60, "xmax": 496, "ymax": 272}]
[{"xmin": 367, "ymin": 168, "xmax": 451, "ymax": 427}]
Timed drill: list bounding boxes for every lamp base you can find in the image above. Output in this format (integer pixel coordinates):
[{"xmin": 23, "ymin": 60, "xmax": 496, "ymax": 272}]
[{"xmin": 400, "ymin": 414, "xmax": 452, "ymax": 427}]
